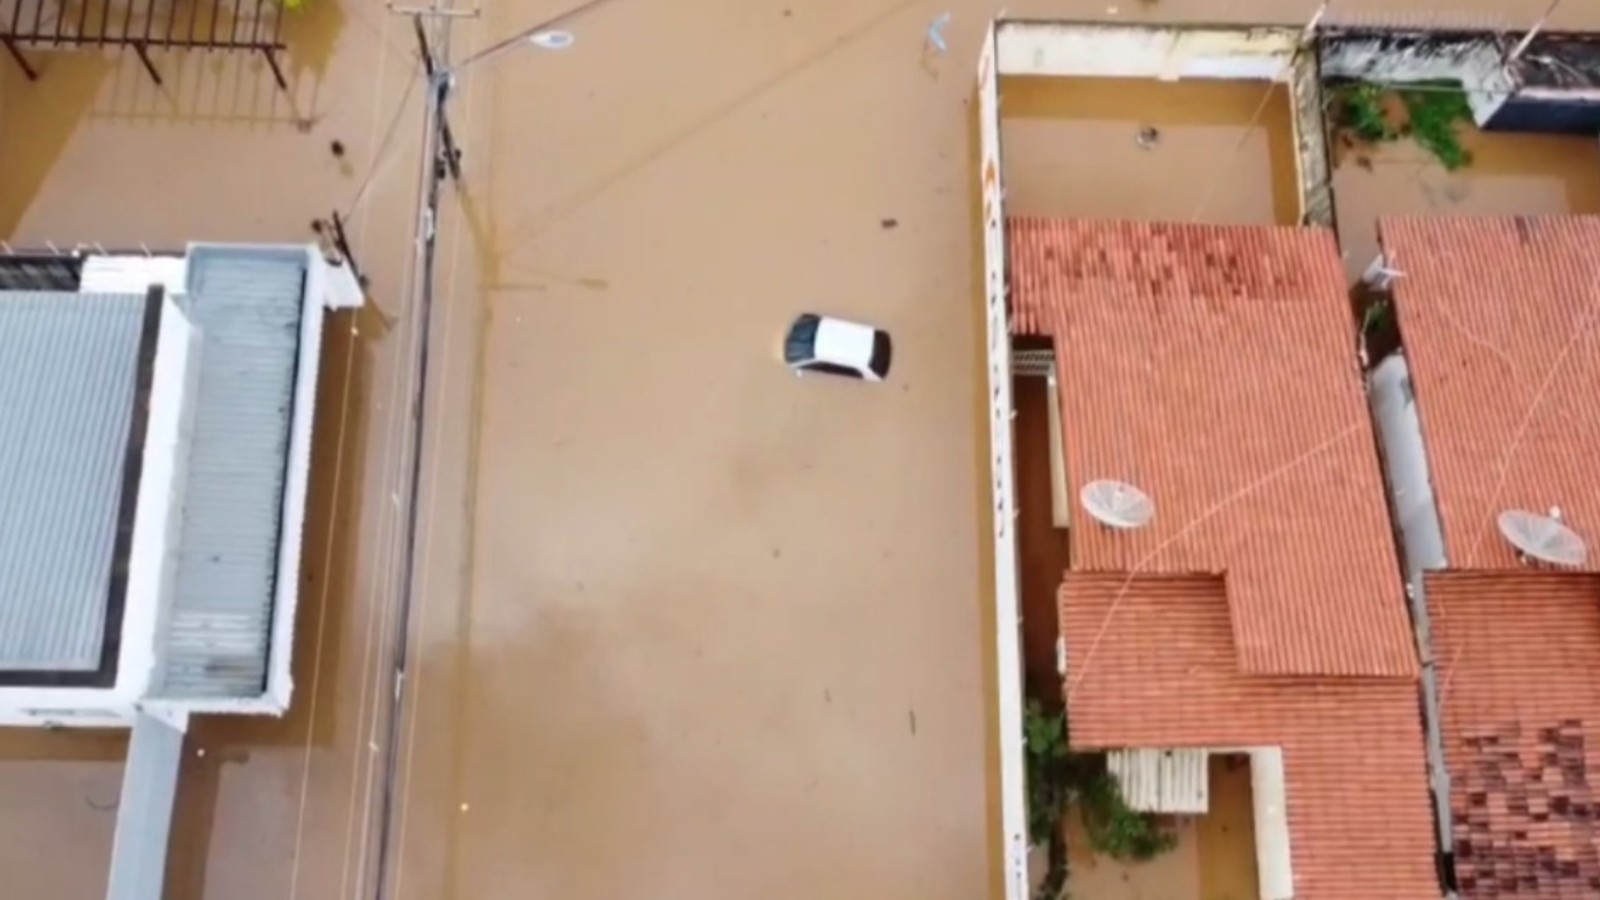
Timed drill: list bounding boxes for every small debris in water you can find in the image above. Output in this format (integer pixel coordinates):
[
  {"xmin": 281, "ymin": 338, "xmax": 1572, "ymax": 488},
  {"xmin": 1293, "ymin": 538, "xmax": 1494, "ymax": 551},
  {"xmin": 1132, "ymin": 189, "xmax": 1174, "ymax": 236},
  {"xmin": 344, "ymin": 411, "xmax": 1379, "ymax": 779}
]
[
  {"xmin": 925, "ymin": 12, "xmax": 951, "ymax": 55},
  {"xmin": 460, "ymin": 802, "xmax": 470, "ymax": 812},
  {"xmin": 330, "ymin": 140, "xmax": 347, "ymax": 159},
  {"xmin": 781, "ymin": 7, "xmax": 791, "ymax": 16},
  {"xmin": 908, "ymin": 710, "xmax": 918, "ymax": 735},
  {"xmin": 1136, "ymin": 125, "xmax": 1161, "ymax": 150},
  {"xmin": 880, "ymin": 217, "xmax": 899, "ymax": 229}
]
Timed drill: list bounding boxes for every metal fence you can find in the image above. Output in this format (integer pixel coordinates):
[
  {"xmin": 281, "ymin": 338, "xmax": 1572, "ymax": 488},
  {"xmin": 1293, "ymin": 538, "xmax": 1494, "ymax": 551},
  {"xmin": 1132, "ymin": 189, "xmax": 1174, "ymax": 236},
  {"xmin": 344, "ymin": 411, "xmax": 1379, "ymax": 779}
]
[{"xmin": 1, "ymin": 0, "xmax": 288, "ymax": 89}]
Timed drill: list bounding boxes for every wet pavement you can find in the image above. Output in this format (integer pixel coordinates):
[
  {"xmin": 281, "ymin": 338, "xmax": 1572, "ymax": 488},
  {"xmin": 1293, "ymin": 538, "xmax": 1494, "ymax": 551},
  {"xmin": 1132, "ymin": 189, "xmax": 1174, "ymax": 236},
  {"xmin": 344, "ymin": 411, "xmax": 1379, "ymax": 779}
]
[{"xmin": 4, "ymin": 0, "xmax": 1600, "ymax": 898}]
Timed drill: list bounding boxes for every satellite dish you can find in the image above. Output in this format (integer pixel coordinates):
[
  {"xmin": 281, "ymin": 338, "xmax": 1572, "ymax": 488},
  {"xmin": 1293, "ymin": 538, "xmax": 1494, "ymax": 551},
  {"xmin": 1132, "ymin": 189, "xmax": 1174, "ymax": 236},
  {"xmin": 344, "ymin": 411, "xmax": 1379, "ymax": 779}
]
[
  {"xmin": 1080, "ymin": 479, "xmax": 1155, "ymax": 530},
  {"xmin": 1497, "ymin": 509, "xmax": 1589, "ymax": 568}
]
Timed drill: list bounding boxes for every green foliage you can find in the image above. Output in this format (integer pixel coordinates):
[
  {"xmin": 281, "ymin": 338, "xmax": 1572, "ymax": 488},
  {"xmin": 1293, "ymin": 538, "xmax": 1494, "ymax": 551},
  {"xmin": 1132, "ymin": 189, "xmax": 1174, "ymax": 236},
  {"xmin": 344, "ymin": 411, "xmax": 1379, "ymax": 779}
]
[
  {"xmin": 1328, "ymin": 80, "xmax": 1474, "ymax": 171},
  {"xmin": 1025, "ymin": 699, "xmax": 1071, "ymax": 845},
  {"xmin": 1330, "ymin": 82, "xmax": 1396, "ymax": 143},
  {"xmin": 281, "ymin": 0, "xmax": 309, "ymax": 10},
  {"xmin": 1077, "ymin": 768, "xmax": 1179, "ymax": 862},
  {"xmin": 1023, "ymin": 701, "xmax": 1177, "ymax": 870},
  {"xmin": 1398, "ymin": 84, "xmax": 1474, "ymax": 170},
  {"xmin": 1361, "ymin": 297, "xmax": 1393, "ymax": 337}
]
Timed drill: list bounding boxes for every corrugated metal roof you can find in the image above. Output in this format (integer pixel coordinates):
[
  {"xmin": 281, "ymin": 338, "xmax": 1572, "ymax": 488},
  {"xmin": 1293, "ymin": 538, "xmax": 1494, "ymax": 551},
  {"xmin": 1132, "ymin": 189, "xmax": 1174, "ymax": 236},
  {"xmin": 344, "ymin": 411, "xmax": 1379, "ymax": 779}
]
[
  {"xmin": 0, "ymin": 292, "xmax": 147, "ymax": 671},
  {"xmin": 157, "ymin": 248, "xmax": 306, "ymax": 699}
]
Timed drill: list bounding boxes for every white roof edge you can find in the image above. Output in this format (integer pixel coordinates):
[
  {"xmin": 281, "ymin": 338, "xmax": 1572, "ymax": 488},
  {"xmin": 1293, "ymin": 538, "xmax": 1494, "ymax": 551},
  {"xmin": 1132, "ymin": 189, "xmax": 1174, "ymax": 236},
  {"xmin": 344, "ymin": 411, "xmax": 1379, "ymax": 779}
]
[
  {"xmin": 119, "ymin": 299, "xmax": 202, "ymax": 704},
  {"xmin": 256, "ymin": 249, "xmax": 362, "ymax": 715},
  {"xmin": 993, "ymin": 19, "xmax": 1300, "ymax": 81}
]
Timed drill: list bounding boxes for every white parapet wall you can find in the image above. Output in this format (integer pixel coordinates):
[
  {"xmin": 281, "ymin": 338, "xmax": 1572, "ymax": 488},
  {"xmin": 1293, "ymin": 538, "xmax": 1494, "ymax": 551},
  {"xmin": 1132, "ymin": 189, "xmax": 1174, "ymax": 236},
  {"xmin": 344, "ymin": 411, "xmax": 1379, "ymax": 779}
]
[
  {"xmin": 996, "ymin": 21, "xmax": 1300, "ymax": 81},
  {"xmin": 977, "ymin": 21, "xmax": 1031, "ymax": 900},
  {"xmin": 1250, "ymin": 747, "xmax": 1295, "ymax": 900}
]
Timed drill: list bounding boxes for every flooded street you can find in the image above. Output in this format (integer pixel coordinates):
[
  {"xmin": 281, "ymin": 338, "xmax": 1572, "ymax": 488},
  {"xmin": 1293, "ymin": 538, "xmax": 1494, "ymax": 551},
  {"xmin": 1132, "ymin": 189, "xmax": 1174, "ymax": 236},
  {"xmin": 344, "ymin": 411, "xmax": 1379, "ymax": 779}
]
[{"xmin": 4, "ymin": 0, "xmax": 1600, "ymax": 898}]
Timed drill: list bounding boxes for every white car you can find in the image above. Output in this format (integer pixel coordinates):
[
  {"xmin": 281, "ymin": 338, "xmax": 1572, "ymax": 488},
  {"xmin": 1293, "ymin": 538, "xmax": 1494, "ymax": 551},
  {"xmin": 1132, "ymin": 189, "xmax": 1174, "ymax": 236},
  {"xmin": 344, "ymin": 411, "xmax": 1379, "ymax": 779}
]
[{"xmin": 783, "ymin": 313, "xmax": 893, "ymax": 382}]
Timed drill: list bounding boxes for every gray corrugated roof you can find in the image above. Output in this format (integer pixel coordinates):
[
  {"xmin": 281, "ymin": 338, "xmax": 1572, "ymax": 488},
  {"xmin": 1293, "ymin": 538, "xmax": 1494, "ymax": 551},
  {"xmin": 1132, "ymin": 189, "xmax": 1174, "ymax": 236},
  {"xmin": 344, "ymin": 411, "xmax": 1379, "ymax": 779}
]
[
  {"xmin": 0, "ymin": 292, "xmax": 146, "ymax": 671},
  {"xmin": 157, "ymin": 247, "xmax": 306, "ymax": 699}
]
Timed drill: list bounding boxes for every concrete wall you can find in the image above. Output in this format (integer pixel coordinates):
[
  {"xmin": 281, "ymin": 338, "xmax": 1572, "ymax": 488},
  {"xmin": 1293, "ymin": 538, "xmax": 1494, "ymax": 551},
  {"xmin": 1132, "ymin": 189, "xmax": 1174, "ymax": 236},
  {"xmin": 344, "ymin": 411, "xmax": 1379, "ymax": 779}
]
[
  {"xmin": 978, "ymin": 22, "xmax": 1031, "ymax": 900},
  {"xmin": 1289, "ymin": 48, "xmax": 1336, "ymax": 227},
  {"xmin": 996, "ymin": 21, "xmax": 1299, "ymax": 81},
  {"xmin": 1320, "ymin": 33, "xmax": 1516, "ymax": 126}
]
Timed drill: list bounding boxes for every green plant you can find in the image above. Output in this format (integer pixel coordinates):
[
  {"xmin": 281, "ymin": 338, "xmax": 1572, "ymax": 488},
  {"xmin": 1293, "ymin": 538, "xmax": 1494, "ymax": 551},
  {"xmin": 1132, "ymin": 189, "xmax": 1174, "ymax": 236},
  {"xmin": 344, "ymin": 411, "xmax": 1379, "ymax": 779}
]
[
  {"xmin": 1023, "ymin": 700, "xmax": 1177, "ymax": 900},
  {"xmin": 1329, "ymin": 79, "xmax": 1475, "ymax": 171},
  {"xmin": 1025, "ymin": 699, "xmax": 1071, "ymax": 844},
  {"xmin": 1398, "ymin": 84, "xmax": 1474, "ymax": 171},
  {"xmin": 1330, "ymin": 82, "xmax": 1397, "ymax": 143},
  {"xmin": 1361, "ymin": 297, "xmax": 1393, "ymax": 337},
  {"xmin": 1078, "ymin": 767, "xmax": 1178, "ymax": 861}
]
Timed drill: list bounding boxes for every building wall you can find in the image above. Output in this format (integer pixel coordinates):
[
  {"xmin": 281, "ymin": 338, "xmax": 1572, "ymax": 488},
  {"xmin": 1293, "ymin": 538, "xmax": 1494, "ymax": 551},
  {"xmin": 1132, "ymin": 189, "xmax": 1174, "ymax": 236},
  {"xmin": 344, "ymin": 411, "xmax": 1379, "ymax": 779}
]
[
  {"xmin": 977, "ymin": 23, "xmax": 1030, "ymax": 900},
  {"xmin": 996, "ymin": 22, "xmax": 1299, "ymax": 81},
  {"xmin": 1320, "ymin": 34, "xmax": 1515, "ymax": 126}
]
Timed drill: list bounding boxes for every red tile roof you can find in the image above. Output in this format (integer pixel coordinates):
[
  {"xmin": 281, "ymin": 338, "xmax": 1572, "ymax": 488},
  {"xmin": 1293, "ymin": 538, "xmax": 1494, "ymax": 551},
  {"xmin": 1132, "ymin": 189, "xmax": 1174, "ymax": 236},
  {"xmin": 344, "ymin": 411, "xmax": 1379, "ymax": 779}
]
[
  {"xmin": 1380, "ymin": 216, "xmax": 1600, "ymax": 571},
  {"xmin": 1011, "ymin": 217, "xmax": 1434, "ymax": 900},
  {"xmin": 1384, "ymin": 216, "xmax": 1600, "ymax": 899},
  {"xmin": 1427, "ymin": 571, "xmax": 1600, "ymax": 899},
  {"xmin": 1009, "ymin": 217, "xmax": 1415, "ymax": 678},
  {"xmin": 1062, "ymin": 573, "xmax": 1439, "ymax": 900}
]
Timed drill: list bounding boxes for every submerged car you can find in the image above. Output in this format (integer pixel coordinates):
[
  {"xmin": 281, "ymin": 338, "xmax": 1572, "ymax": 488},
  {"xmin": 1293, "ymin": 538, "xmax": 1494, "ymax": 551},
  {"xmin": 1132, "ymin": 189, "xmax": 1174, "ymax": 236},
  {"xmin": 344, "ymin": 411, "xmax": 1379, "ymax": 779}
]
[{"xmin": 783, "ymin": 313, "xmax": 892, "ymax": 382}]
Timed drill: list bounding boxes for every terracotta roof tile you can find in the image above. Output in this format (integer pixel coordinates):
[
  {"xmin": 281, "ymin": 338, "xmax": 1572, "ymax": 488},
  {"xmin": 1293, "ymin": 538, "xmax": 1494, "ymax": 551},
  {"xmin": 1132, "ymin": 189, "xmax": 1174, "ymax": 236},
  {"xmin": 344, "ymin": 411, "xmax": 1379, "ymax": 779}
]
[
  {"xmin": 1013, "ymin": 218, "xmax": 1434, "ymax": 899},
  {"xmin": 1008, "ymin": 217, "xmax": 1415, "ymax": 678},
  {"xmin": 1062, "ymin": 573, "xmax": 1439, "ymax": 900},
  {"xmin": 1379, "ymin": 216, "xmax": 1600, "ymax": 571},
  {"xmin": 1427, "ymin": 571, "xmax": 1600, "ymax": 899}
]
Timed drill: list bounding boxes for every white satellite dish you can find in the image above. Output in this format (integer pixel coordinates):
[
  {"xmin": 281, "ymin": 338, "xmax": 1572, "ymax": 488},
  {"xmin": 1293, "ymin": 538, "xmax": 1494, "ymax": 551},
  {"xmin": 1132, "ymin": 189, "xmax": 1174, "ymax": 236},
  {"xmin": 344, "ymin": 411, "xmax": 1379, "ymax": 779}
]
[
  {"xmin": 1497, "ymin": 509, "xmax": 1589, "ymax": 568},
  {"xmin": 1080, "ymin": 479, "xmax": 1155, "ymax": 530}
]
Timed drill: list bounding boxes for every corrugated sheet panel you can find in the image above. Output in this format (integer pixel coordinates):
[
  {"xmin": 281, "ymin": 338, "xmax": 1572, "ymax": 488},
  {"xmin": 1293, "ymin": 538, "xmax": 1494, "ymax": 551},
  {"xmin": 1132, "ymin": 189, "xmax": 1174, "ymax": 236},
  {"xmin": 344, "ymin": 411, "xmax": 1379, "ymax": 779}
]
[
  {"xmin": 0, "ymin": 292, "xmax": 146, "ymax": 670},
  {"xmin": 1108, "ymin": 748, "xmax": 1209, "ymax": 814},
  {"xmin": 158, "ymin": 250, "xmax": 305, "ymax": 698}
]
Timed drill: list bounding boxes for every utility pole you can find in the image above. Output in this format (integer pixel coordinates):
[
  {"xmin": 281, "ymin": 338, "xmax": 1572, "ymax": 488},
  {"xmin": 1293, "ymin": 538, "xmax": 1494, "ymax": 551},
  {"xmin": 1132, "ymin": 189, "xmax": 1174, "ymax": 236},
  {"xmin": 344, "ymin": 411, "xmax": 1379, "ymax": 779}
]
[{"xmin": 363, "ymin": 3, "xmax": 611, "ymax": 898}]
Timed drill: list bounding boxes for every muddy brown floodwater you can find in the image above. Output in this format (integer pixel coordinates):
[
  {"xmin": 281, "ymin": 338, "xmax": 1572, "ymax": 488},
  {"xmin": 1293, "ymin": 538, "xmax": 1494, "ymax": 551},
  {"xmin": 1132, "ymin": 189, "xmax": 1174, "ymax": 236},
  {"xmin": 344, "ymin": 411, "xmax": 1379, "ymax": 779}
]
[
  {"xmin": 1332, "ymin": 123, "xmax": 1600, "ymax": 279},
  {"xmin": 1002, "ymin": 77, "xmax": 1300, "ymax": 227},
  {"xmin": 5, "ymin": 0, "xmax": 1600, "ymax": 898}
]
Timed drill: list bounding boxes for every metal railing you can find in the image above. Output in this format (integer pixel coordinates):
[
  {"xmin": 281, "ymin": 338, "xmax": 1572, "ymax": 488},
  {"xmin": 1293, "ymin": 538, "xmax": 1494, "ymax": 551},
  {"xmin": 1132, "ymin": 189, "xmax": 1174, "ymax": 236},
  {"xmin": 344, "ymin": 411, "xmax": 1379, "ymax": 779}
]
[{"xmin": 1, "ymin": 0, "xmax": 288, "ymax": 89}]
